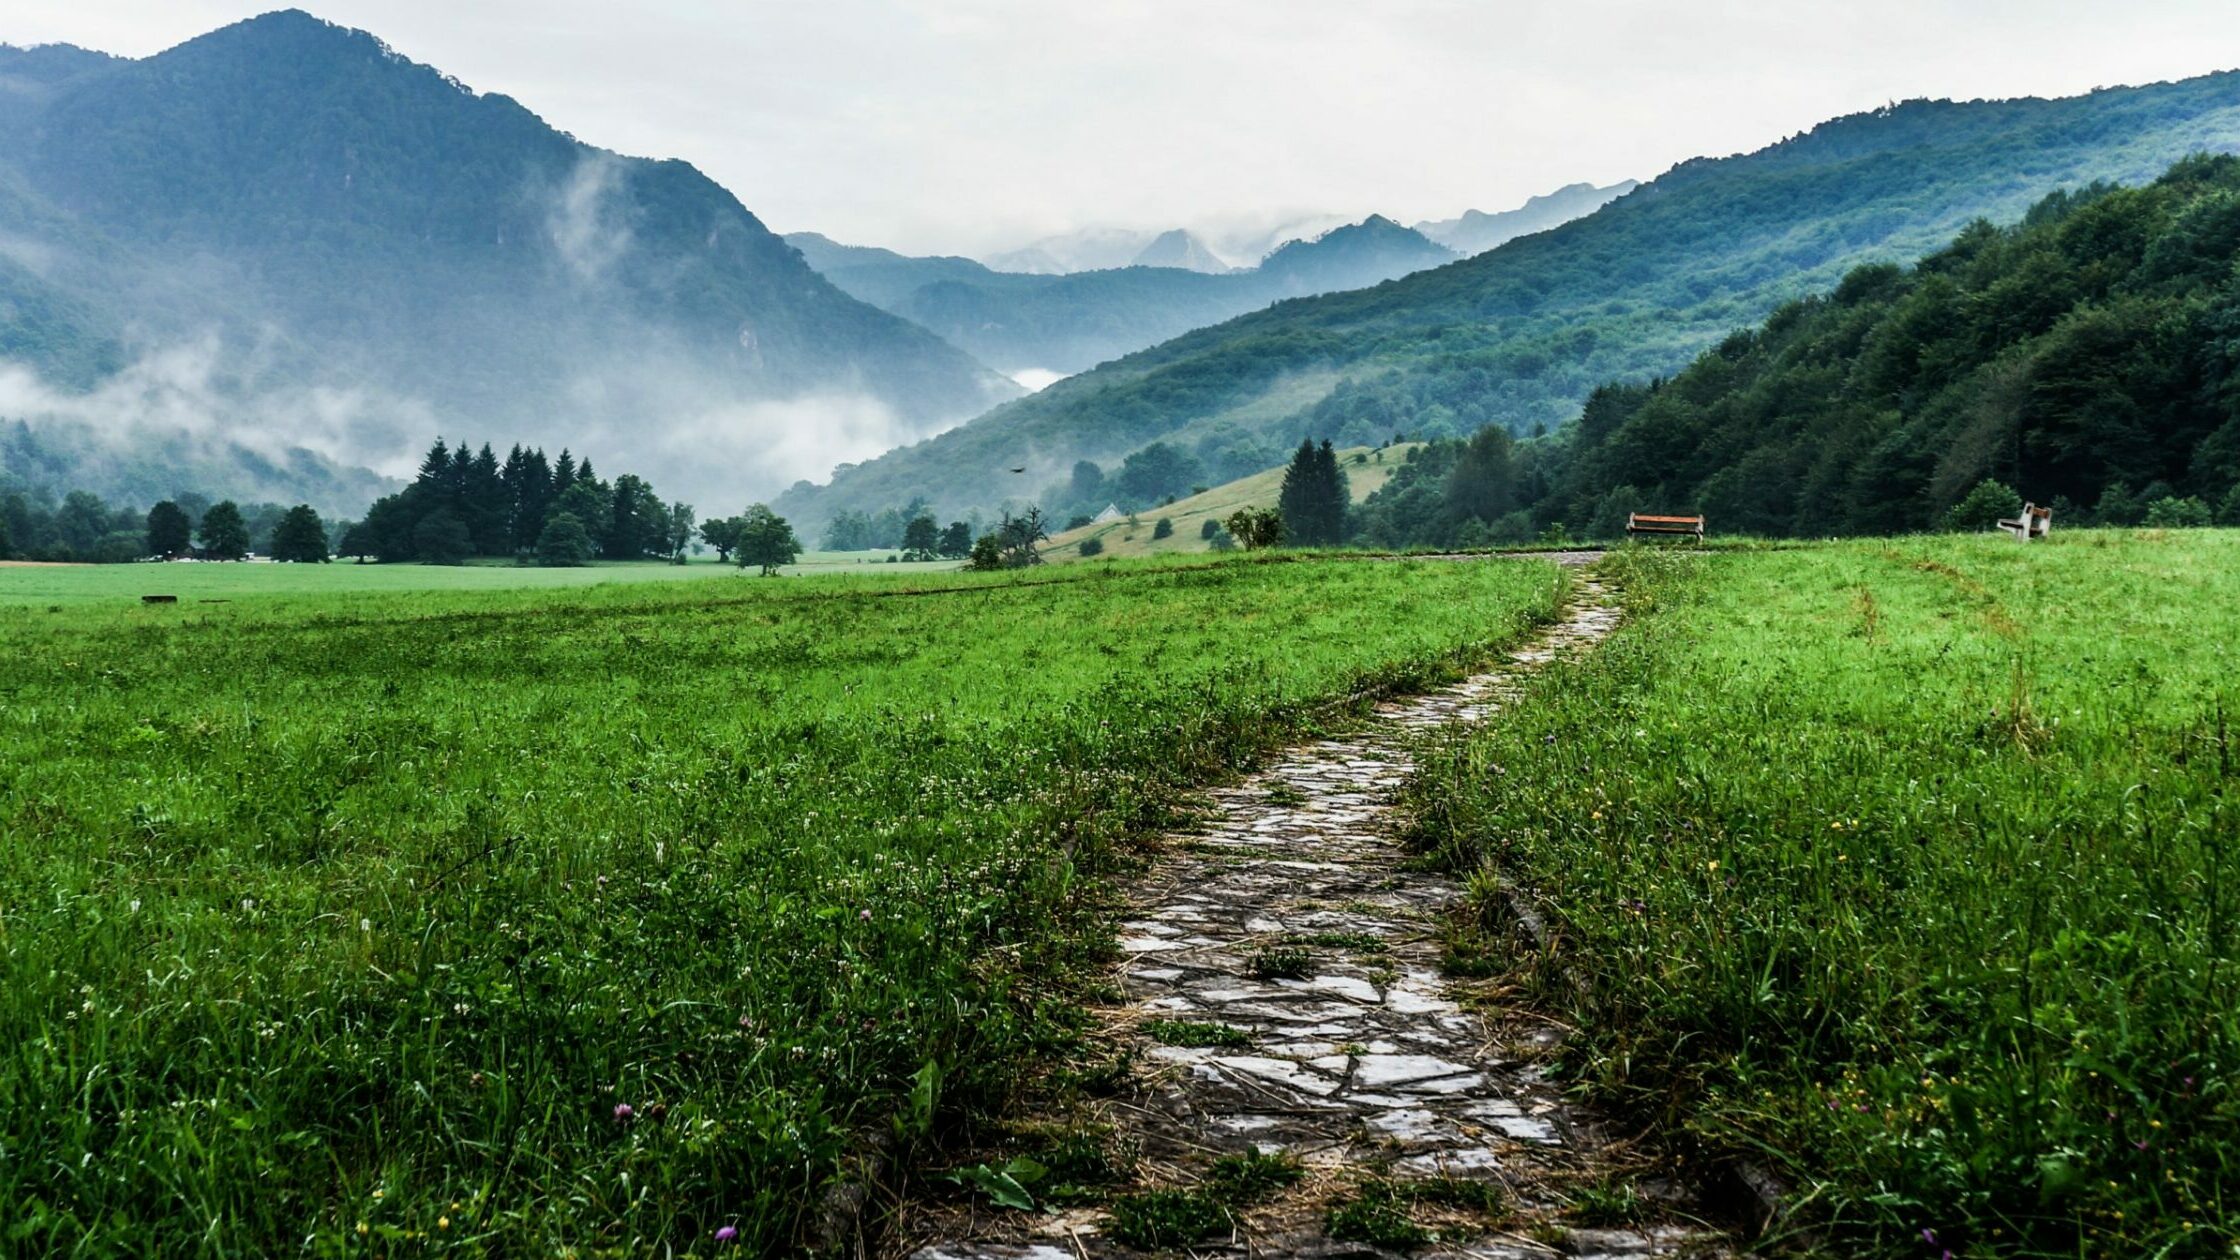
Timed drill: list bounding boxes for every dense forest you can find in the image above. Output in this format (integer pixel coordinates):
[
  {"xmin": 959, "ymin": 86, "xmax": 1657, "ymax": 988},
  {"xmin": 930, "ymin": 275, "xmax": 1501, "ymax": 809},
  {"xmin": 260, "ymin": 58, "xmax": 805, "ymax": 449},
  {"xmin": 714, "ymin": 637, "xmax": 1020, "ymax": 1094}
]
[
  {"xmin": 344, "ymin": 441, "xmax": 699, "ymax": 565},
  {"xmin": 783, "ymin": 70, "xmax": 2240, "ymax": 531},
  {"xmin": 1352, "ymin": 154, "xmax": 2240, "ymax": 544}
]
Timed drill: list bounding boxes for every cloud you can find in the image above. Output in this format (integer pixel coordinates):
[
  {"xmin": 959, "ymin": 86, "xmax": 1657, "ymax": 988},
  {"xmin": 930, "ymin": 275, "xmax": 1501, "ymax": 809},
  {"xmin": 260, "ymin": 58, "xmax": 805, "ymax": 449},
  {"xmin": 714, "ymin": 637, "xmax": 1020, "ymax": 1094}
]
[{"xmin": 544, "ymin": 153, "xmax": 634, "ymax": 282}]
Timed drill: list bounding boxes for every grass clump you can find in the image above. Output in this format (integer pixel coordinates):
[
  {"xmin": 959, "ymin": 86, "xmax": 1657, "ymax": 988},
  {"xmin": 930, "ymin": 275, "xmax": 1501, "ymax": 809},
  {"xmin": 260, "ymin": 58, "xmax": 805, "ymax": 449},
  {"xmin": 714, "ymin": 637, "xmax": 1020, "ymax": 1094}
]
[
  {"xmin": 1107, "ymin": 1189, "xmax": 1232, "ymax": 1249},
  {"xmin": 1289, "ymin": 930, "xmax": 1388, "ymax": 953},
  {"xmin": 1325, "ymin": 1181, "xmax": 1431, "ymax": 1248},
  {"xmin": 1246, "ymin": 945, "xmax": 1314, "ymax": 980},
  {"xmin": 1564, "ymin": 1179, "xmax": 1643, "ymax": 1226},
  {"xmin": 1204, "ymin": 1150, "xmax": 1304, "ymax": 1203},
  {"xmin": 1143, "ymin": 1019, "xmax": 1251, "ymax": 1049},
  {"xmin": 1401, "ymin": 533, "xmax": 2240, "ymax": 1256}
]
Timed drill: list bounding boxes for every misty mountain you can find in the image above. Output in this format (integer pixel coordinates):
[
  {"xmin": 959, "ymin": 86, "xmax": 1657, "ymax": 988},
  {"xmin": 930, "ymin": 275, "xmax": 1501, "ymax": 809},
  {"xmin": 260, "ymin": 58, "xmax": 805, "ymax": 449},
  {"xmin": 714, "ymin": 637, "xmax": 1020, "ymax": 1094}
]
[
  {"xmin": 785, "ymin": 216, "xmax": 1453, "ymax": 376},
  {"xmin": 1130, "ymin": 229, "xmax": 1232, "ymax": 273},
  {"xmin": 778, "ymin": 70, "xmax": 2240, "ymax": 531},
  {"xmin": 0, "ymin": 10, "xmax": 1018, "ymax": 513},
  {"xmin": 1414, "ymin": 180, "xmax": 1638, "ymax": 255},
  {"xmin": 983, "ymin": 227, "xmax": 1159, "ymax": 274}
]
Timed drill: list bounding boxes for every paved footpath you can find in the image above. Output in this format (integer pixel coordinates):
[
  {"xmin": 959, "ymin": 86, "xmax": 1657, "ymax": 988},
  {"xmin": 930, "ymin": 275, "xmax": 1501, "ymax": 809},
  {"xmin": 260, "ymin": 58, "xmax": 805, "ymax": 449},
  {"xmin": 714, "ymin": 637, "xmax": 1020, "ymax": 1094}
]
[{"xmin": 907, "ymin": 567, "xmax": 1729, "ymax": 1259}]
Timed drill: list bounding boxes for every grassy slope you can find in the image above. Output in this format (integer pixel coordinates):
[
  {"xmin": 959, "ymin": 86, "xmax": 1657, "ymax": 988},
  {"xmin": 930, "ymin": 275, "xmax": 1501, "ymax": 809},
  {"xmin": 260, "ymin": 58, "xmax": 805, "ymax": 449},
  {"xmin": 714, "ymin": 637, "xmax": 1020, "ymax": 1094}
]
[
  {"xmin": 780, "ymin": 72, "xmax": 2240, "ymax": 530},
  {"xmin": 1407, "ymin": 531, "xmax": 2240, "ymax": 1255},
  {"xmin": 0, "ymin": 553, "xmax": 1562, "ymax": 1254},
  {"xmin": 1045, "ymin": 443, "xmax": 1419, "ymax": 561}
]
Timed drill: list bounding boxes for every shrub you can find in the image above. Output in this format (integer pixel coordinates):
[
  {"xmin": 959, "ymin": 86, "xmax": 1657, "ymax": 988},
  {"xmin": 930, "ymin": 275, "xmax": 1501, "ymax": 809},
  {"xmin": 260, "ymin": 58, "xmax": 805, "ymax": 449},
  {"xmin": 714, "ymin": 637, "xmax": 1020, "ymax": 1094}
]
[
  {"xmin": 1200, "ymin": 519, "xmax": 1221, "ymax": 539},
  {"xmin": 2218, "ymin": 484, "xmax": 2240, "ymax": 527},
  {"xmin": 1152, "ymin": 518, "xmax": 1174, "ymax": 540},
  {"xmin": 1224, "ymin": 507, "xmax": 1283, "ymax": 550},
  {"xmin": 1065, "ymin": 514, "xmax": 1093, "ymax": 531},
  {"xmin": 2142, "ymin": 495, "xmax": 2211, "ymax": 527},
  {"xmin": 535, "ymin": 511, "xmax": 595, "ymax": 566},
  {"xmin": 1942, "ymin": 479, "xmax": 2024, "ymax": 532},
  {"xmin": 1078, "ymin": 536, "xmax": 1104, "ymax": 557}
]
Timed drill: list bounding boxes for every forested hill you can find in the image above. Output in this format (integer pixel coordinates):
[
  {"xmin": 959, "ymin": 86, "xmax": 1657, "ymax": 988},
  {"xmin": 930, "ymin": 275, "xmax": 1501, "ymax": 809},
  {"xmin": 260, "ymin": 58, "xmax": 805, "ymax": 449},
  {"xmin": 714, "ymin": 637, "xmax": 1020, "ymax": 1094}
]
[
  {"xmin": 0, "ymin": 11, "xmax": 1017, "ymax": 511},
  {"xmin": 1464, "ymin": 154, "xmax": 2240, "ymax": 540},
  {"xmin": 778, "ymin": 70, "xmax": 2240, "ymax": 531},
  {"xmin": 785, "ymin": 216, "xmax": 1455, "ymax": 377}
]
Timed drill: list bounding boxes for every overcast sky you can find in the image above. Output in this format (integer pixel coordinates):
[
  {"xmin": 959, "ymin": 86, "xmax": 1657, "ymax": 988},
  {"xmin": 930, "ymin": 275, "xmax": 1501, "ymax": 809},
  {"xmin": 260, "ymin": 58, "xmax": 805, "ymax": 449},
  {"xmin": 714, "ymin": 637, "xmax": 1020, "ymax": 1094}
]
[{"xmin": 11, "ymin": 1, "xmax": 2240, "ymax": 257}]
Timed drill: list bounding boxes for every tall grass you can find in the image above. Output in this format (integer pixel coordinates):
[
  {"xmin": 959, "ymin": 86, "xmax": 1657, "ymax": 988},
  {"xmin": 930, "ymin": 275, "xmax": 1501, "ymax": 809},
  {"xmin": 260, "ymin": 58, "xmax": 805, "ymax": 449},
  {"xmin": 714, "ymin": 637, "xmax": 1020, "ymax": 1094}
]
[
  {"xmin": 0, "ymin": 555, "xmax": 1561, "ymax": 1254},
  {"xmin": 1403, "ymin": 532, "xmax": 2240, "ymax": 1256}
]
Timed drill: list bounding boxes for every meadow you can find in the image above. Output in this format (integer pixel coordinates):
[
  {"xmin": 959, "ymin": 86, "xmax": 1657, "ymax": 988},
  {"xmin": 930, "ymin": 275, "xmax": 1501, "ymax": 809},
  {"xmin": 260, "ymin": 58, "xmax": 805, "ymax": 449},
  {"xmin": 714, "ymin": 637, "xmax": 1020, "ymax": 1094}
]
[
  {"xmin": 0, "ymin": 553, "xmax": 1562, "ymax": 1255},
  {"xmin": 0, "ymin": 552, "xmax": 959, "ymax": 606},
  {"xmin": 1404, "ymin": 531, "xmax": 2240, "ymax": 1256}
]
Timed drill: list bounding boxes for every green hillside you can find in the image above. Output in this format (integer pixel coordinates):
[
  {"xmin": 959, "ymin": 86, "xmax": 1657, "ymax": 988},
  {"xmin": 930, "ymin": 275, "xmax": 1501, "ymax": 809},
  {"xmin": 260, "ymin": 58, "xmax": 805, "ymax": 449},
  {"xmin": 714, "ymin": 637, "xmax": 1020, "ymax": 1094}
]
[
  {"xmin": 1044, "ymin": 442, "xmax": 1418, "ymax": 561},
  {"xmin": 1352, "ymin": 153, "xmax": 2240, "ymax": 545},
  {"xmin": 778, "ymin": 71, "xmax": 2240, "ymax": 532}
]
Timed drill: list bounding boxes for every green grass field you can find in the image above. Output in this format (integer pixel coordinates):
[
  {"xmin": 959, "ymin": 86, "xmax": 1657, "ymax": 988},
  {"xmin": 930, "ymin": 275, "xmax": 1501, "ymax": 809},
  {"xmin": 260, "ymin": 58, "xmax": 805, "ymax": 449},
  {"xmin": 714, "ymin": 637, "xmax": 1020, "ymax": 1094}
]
[
  {"xmin": 1405, "ymin": 530, "xmax": 2240, "ymax": 1256},
  {"xmin": 0, "ymin": 551, "xmax": 960, "ymax": 606},
  {"xmin": 0, "ymin": 553, "xmax": 1562, "ymax": 1254}
]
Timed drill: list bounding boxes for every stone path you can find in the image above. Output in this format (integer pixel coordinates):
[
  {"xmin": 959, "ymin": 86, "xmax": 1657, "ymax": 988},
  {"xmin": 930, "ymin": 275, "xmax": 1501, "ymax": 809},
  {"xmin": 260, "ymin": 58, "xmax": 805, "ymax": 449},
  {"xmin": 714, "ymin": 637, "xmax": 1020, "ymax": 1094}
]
[{"xmin": 905, "ymin": 568, "xmax": 1726, "ymax": 1259}]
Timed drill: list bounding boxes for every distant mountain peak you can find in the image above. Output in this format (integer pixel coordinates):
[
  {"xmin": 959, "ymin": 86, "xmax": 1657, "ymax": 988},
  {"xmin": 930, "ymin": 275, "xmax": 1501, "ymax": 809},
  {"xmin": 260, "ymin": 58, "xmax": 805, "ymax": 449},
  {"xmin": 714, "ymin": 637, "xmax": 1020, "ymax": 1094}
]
[
  {"xmin": 1130, "ymin": 229, "xmax": 1232, "ymax": 273},
  {"xmin": 1414, "ymin": 179, "xmax": 1637, "ymax": 255}
]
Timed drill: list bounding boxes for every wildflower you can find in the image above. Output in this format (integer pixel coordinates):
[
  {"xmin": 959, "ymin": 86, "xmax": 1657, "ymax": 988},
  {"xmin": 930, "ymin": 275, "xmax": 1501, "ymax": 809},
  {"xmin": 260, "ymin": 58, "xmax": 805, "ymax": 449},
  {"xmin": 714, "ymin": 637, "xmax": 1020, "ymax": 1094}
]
[
  {"xmin": 1706, "ymin": 860, "xmax": 1719, "ymax": 873},
  {"xmin": 356, "ymin": 1222, "xmax": 369, "ymax": 1236},
  {"xmin": 438, "ymin": 1216, "xmax": 450, "ymax": 1230},
  {"xmin": 715, "ymin": 1226, "xmax": 739, "ymax": 1244},
  {"xmin": 614, "ymin": 1103, "xmax": 634, "ymax": 1122},
  {"xmin": 360, "ymin": 918, "xmax": 372, "ymax": 932},
  {"xmin": 859, "ymin": 909, "xmax": 873, "ymax": 921},
  {"xmin": 1922, "ymin": 1228, "xmax": 1939, "ymax": 1247}
]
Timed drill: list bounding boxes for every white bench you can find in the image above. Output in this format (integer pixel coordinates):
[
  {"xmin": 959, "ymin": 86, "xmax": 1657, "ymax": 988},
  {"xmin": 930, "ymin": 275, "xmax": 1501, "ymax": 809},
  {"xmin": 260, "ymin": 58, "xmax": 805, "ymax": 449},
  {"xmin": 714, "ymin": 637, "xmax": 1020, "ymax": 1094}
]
[{"xmin": 1997, "ymin": 503, "xmax": 2052, "ymax": 541}]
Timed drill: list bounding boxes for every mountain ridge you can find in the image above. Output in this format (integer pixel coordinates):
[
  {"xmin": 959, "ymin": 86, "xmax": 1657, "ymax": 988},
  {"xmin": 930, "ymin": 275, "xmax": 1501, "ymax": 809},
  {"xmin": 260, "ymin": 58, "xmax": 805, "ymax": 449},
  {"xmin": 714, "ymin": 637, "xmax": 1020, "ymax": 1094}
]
[
  {"xmin": 777, "ymin": 69, "xmax": 2240, "ymax": 531},
  {"xmin": 784, "ymin": 214, "xmax": 1455, "ymax": 377},
  {"xmin": 0, "ymin": 9, "xmax": 1018, "ymax": 513}
]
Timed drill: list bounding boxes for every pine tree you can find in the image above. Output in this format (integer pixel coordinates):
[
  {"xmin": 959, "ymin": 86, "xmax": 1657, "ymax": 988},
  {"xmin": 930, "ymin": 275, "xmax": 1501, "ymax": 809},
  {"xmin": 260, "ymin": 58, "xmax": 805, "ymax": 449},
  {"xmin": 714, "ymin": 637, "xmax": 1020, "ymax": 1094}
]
[
  {"xmin": 1277, "ymin": 439, "xmax": 1347, "ymax": 545},
  {"xmin": 415, "ymin": 438, "xmax": 452, "ymax": 493},
  {"xmin": 552, "ymin": 449, "xmax": 577, "ymax": 493}
]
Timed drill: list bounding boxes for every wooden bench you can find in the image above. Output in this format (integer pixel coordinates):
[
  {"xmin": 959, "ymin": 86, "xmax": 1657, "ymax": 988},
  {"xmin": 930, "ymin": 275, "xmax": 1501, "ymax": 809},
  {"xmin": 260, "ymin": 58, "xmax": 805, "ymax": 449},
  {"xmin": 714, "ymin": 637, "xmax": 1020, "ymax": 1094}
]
[
  {"xmin": 1996, "ymin": 503, "xmax": 2053, "ymax": 541},
  {"xmin": 1626, "ymin": 512, "xmax": 1705, "ymax": 542}
]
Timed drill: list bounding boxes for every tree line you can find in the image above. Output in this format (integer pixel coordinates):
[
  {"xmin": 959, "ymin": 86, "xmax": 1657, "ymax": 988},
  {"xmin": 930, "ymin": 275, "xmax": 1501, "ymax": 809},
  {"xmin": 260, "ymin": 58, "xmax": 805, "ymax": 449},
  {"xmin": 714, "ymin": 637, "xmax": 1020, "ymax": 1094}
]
[{"xmin": 0, "ymin": 487, "xmax": 332, "ymax": 564}]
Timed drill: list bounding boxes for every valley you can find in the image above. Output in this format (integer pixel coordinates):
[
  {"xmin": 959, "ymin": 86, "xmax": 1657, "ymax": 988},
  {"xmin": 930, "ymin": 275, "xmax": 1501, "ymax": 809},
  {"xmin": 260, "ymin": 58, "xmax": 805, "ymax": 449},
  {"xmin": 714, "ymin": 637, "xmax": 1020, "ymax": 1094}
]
[{"xmin": 3, "ymin": 5, "xmax": 2239, "ymax": 1256}]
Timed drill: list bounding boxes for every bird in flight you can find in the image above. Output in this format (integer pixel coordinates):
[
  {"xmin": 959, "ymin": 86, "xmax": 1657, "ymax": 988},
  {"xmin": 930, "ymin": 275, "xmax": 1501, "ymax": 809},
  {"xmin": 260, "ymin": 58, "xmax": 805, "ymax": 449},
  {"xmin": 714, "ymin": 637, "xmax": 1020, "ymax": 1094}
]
[{"xmin": 1008, "ymin": 466, "xmax": 1025, "ymax": 473}]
